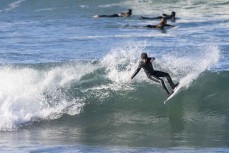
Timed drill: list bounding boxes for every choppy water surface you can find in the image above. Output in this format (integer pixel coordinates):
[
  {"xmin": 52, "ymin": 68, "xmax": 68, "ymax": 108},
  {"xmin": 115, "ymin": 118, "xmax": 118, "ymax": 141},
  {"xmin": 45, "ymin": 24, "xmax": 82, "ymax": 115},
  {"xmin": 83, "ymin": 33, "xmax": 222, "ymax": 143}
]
[{"xmin": 0, "ymin": 0, "xmax": 229, "ymax": 152}]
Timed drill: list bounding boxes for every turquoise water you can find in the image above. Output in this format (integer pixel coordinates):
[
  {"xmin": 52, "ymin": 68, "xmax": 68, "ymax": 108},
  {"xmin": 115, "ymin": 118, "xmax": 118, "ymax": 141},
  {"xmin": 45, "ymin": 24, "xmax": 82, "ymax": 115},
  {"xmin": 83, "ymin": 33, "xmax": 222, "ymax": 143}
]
[{"xmin": 0, "ymin": 0, "xmax": 229, "ymax": 152}]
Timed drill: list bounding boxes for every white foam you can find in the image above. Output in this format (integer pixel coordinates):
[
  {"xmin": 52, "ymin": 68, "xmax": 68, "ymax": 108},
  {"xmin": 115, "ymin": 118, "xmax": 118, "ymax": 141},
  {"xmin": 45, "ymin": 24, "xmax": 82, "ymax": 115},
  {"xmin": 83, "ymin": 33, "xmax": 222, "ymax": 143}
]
[
  {"xmin": 79, "ymin": 5, "xmax": 89, "ymax": 8},
  {"xmin": 0, "ymin": 0, "xmax": 26, "ymax": 12},
  {"xmin": 69, "ymin": 33, "xmax": 172, "ymax": 40},
  {"xmin": 0, "ymin": 62, "xmax": 97, "ymax": 131},
  {"xmin": 158, "ymin": 45, "xmax": 220, "ymax": 89},
  {"xmin": 35, "ymin": 8, "xmax": 55, "ymax": 12},
  {"xmin": 80, "ymin": 42, "xmax": 149, "ymax": 101},
  {"xmin": 101, "ymin": 41, "xmax": 149, "ymax": 83}
]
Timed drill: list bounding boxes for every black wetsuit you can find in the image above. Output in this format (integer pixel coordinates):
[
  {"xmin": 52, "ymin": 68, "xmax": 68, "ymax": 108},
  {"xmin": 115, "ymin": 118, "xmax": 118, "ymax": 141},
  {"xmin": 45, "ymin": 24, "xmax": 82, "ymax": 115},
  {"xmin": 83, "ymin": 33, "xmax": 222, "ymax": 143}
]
[
  {"xmin": 162, "ymin": 14, "xmax": 176, "ymax": 21},
  {"xmin": 98, "ymin": 14, "xmax": 120, "ymax": 17},
  {"xmin": 145, "ymin": 18, "xmax": 173, "ymax": 29},
  {"xmin": 146, "ymin": 23, "xmax": 164, "ymax": 29},
  {"xmin": 141, "ymin": 14, "xmax": 175, "ymax": 22},
  {"xmin": 97, "ymin": 10, "xmax": 132, "ymax": 18},
  {"xmin": 131, "ymin": 57, "xmax": 176, "ymax": 95}
]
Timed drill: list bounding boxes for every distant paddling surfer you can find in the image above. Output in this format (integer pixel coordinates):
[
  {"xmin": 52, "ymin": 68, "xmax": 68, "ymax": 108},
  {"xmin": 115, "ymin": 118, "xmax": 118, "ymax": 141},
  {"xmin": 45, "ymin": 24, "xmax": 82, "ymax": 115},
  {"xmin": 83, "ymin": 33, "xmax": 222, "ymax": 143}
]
[
  {"xmin": 140, "ymin": 11, "xmax": 176, "ymax": 22},
  {"xmin": 130, "ymin": 53, "xmax": 179, "ymax": 96},
  {"xmin": 94, "ymin": 9, "xmax": 132, "ymax": 18},
  {"xmin": 145, "ymin": 18, "xmax": 174, "ymax": 29}
]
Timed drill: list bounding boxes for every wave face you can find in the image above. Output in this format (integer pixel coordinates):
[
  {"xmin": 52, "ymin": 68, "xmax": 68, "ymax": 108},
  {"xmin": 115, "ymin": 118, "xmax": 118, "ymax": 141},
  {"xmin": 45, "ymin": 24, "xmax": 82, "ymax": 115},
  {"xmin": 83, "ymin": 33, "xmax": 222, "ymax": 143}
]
[{"xmin": 0, "ymin": 44, "xmax": 223, "ymax": 131}]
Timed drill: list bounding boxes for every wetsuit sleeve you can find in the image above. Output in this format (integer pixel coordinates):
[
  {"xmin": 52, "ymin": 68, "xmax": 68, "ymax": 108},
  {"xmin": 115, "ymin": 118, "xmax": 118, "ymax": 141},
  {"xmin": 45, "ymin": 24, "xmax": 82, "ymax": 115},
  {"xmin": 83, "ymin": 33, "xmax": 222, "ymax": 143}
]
[
  {"xmin": 131, "ymin": 63, "xmax": 142, "ymax": 79},
  {"xmin": 150, "ymin": 57, "xmax": 155, "ymax": 62}
]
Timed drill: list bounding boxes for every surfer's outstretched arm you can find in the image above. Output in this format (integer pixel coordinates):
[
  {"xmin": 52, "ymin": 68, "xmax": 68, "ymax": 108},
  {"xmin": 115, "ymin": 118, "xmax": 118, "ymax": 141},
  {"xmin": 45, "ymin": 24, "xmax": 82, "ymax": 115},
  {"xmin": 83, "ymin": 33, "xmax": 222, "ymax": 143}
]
[
  {"xmin": 130, "ymin": 67, "xmax": 141, "ymax": 80},
  {"xmin": 150, "ymin": 57, "xmax": 155, "ymax": 62}
]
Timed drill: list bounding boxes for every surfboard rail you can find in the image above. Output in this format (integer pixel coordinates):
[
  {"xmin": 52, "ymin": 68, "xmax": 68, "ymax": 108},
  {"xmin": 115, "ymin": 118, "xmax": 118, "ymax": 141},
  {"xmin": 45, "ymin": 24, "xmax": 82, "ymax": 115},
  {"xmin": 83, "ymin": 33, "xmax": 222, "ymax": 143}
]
[{"xmin": 164, "ymin": 84, "xmax": 181, "ymax": 104}]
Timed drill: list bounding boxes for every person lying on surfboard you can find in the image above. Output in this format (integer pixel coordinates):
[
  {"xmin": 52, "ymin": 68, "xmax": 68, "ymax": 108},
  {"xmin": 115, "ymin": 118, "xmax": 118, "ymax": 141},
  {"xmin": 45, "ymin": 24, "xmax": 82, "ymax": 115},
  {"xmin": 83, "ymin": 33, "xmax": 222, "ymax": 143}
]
[
  {"xmin": 94, "ymin": 9, "xmax": 132, "ymax": 18},
  {"xmin": 130, "ymin": 53, "xmax": 179, "ymax": 96},
  {"xmin": 140, "ymin": 11, "xmax": 176, "ymax": 22},
  {"xmin": 145, "ymin": 18, "xmax": 174, "ymax": 29}
]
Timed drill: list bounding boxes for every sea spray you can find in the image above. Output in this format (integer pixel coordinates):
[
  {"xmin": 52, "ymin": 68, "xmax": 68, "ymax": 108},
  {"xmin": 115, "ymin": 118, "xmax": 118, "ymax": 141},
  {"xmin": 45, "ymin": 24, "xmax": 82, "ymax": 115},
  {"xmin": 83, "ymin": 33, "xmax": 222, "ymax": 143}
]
[
  {"xmin": 0, "ymin": 63, "xmax": 97, "ymax": 131},
  {"xmin": 158, "ymin": 45, "xmax": 220, "ymax": 88},
  {"xmin": 101, "ymin": 42, "xmax": 149, "ymax": 83}
]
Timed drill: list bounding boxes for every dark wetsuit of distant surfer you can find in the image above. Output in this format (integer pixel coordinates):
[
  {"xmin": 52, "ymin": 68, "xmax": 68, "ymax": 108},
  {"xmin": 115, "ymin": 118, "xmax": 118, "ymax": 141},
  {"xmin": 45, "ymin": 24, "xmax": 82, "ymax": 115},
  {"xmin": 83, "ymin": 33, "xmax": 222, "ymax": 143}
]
[
  {"xmin": 145, "ymin": 18, "xmax": 174, "ymax": 29},
  {"xmin": 94, "ymin": 9, "xmax": 132, "ymax": 18},
  {"xmin": 141, "ymin": 11, "xmax": 176, "ymax": 22},
  {"xmin": 130, "ymin": 53, "xmax": 178, "ymax": 96}
]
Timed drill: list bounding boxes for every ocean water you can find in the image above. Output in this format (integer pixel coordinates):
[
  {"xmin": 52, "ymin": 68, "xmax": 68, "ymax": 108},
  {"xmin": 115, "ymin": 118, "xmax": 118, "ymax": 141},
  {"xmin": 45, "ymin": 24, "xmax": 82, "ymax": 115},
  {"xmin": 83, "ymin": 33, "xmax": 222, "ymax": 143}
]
[{"xmin": 0, "ymin": 0, "xmax": 229, "ymax": 152}]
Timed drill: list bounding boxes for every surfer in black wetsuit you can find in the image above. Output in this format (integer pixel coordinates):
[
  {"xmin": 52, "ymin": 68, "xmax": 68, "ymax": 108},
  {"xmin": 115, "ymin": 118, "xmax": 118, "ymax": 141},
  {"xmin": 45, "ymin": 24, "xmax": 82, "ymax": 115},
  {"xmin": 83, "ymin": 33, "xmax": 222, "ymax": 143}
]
[
  {"xmin": 140, "ymin": 11, "xmax": 176, "ymax": 22},
  {"xmin": 130, "ymin": 53, "xmax": 178, "ymax": 96},
  {"xmin": 163, "ymin": 11, "xmax": 176, "ymax": 21},
  {"xmin": 94, "ymin": 9, "xmax": 132, "ymax": 18},
  {"xmin": 145, "ymin": 18, "xmax": 174, "ymax": 29}
]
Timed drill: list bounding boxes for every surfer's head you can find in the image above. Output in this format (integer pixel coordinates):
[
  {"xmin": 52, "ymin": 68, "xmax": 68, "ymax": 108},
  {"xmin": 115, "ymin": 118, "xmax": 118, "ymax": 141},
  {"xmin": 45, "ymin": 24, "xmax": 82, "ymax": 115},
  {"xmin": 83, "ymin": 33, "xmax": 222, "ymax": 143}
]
[
  {"xmin": 171, "ymin": 11, "xmax": 176, "ymax": 16},
  {"xmin": 141, "ymin": 53, "xmax": 148, "ymax": 62}
]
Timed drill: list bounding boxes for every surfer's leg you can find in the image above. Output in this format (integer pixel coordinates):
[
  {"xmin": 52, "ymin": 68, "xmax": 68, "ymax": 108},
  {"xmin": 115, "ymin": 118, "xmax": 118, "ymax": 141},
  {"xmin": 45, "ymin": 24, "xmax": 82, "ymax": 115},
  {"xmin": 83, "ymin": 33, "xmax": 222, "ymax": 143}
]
[
  {"xmin": 164, "ymin": 73, "xmax": 177, "ymax": 89},
  {"xmin": 97, "ymin": 15, "xmax": 107, "ymax": 17},
  {"xmin": 98, "ymin": 14, "xmax": 119, "ymax": 17},
  {"xmin": 148, "ymin": 75, "xmax": 170, "ymax": 95},
  {"xmin": 153, "ymin": 71, "xmax": 177, "ymax": 89},
  {"xmin": 146, "ymin": 25, "xmax": 156, "ymax": 28},
  {"xmin": 109, "ymin": 14, "xmax": 120, "ymax": 17}
]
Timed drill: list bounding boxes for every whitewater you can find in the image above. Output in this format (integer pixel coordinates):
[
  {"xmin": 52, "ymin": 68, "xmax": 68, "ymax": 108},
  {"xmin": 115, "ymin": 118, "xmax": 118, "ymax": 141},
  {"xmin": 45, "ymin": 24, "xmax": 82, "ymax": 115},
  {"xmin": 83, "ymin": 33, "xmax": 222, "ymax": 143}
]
[{"xmin": 0, "ymin": 0, "xmax": 229, "ymax": 152}]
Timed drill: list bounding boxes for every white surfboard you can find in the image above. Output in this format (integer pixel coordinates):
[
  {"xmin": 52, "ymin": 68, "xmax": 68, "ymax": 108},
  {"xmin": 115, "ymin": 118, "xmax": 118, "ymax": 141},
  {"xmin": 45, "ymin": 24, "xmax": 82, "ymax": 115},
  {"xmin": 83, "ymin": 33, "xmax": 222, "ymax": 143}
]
[
  {"xmin": 172, "ymin": 25, "xmax": 180, "ymax": 29},
  {"xmin": 164, "ymin": 25, "xmax": 180, "ymax": 30},
  {"xmin": 93, "ymin": 15, "xmax": 99, "ymax": 18},
  {"xmin": 164, "ymin": 84, "xmax": 181, "ymax": 104}
]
